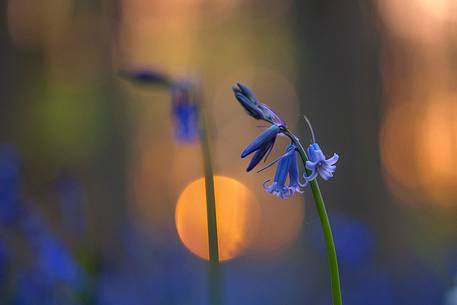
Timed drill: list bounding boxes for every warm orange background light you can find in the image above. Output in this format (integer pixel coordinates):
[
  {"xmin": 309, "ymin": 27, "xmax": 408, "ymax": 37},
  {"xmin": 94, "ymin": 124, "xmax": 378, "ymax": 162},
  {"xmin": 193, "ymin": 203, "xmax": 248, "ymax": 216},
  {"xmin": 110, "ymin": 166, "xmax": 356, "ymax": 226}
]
[
  {"xmin": 380, "ymin": 94, "xmax": 457, "ymax": 206},
  {"xmin": 248, "ymin": 197, "xmax": 304, "ymax": 254},
  {"xmin": 376, "ymin": 0, "xmax": 455, "ymax": 44},
  {"xmin": 7, "ymin": 0, "xmax": 74, "ymax": 48},
  {"xmin": 175, "ymin": 176, "xmax": 260, "ymax": 261}
]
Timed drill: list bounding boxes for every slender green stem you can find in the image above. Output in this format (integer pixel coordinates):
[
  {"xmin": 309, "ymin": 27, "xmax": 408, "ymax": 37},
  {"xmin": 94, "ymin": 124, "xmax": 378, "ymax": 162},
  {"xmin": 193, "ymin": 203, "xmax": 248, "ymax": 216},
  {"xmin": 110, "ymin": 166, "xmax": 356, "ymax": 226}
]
[
  {"xmin": 284, "ymin": 129, "xmax": 343, "ymax": 305},
  {"xmin": 200, "ymin": 115, "xmax": 219, "ymax": 262},
  {"xmin": 308, "ymin": 179, "xmax": 342, "ymax": 305},
  {"xmin": 198, "ymin": 100, "xmax": 222, "ymax": 305}
]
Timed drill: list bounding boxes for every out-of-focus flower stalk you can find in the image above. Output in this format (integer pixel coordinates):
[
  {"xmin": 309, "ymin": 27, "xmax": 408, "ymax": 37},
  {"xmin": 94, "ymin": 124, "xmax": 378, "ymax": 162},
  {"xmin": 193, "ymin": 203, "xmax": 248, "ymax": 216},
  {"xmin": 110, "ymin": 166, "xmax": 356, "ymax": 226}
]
[
  {"xmin": 197, "ymin": 97, "xmax": 222, "ymax": 305},
  {"xmin": 120, "ymin": 70, "xmax": 221, "ymax": 304}
]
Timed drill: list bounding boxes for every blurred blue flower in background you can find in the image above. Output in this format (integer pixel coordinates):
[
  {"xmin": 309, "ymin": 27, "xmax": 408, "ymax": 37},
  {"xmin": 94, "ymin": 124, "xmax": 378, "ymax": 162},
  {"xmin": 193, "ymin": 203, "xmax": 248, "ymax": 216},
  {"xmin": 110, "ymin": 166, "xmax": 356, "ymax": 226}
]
[
  {"xmin": 0, "ymin": 238, "xmax": 8, "ymax": 283},
  {"xmin": 311, "ymin": 212, "xmax": 375, "ymax": 266},
  {"xmin": 225, "ymin": 256, "xmax": 313, "ymax": 305},
  {"xmin": 119, "ymin": 69, "xmax": 171, "ymax": 86},
  {"xmin": 171, "ymin": 81, "xmax": 199, "ymax": 143},
  {"xmin": 0, "ymin": 145, "xmax": 86, "ymax": 304},
  {"xmin": 96, "ymin": 225, "xmax": 206, "ymax": 305},
  {"xmin": 120, "ymin": 69, "xmax": 201, "ymax": 143},
  {"xmin": 394, "ymin": 262, "xmax": 444, "ymax": 305},
  {"xmin": 18, "ymin": 206, "xmax": 42, "ymax": 234},
  {"xmin": 444, "ymin": 274, "xmax": 457, "ymax": 305},
  {"xmin": 17, "ymin": 206, "xmax": 85, "ymax": 294},
  {"xmin": 55, "ymin": 172, "xmax": 85, "ymax": 239},
  {"xmin": 14, "ymin": 271, "xmax": 51, "ymax": 305},
  {"xmin": 0, "ymin": 145, "xmax": 21, "ymax": 225},
  {"xmin": 34, "ymin": 234, "xmax": 85, "ymax": 288},
  {"xmin": 445, "ymin": 272, "xmax": 457, "ymax": 305},
  {"xmin": 329, "ymin": 270, "xmax": 394, "ymax": 305}
]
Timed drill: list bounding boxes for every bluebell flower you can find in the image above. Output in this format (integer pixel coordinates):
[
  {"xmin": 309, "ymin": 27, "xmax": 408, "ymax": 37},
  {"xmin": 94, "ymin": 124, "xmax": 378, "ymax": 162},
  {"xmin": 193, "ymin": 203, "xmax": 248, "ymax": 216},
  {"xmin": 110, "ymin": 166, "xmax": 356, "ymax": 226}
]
[
  {"xmin": 263, "ymin": 144, "xmax": 304, "ymax": 198},
  {"xmin": 0, "ymin": 145, "xmax": 21, "ymax": 225},
  {"xmin": 304, "ymin": 143, "xmax": 339, "ymax": 182},
  {"xmin": 233, "ymin": 83, "xmax": 285, "ymax": 125},
  {"xmin": 233, "ymin": 83, "xmax": 339, "ymax": 199},
  {"xmin": 119, "ymin": 69, "xmax": 171, "ymax": 86},
  {"xmin": 18, "ymin": 207, "xmax": 85, "ymax": 289},
  {"xmin": 14, "ymin": 271, "xmax": 50, "ymax": 305},
  {"xmin": 56, "ymin": 173, "xmax": 85, "ymax": 238},
  {"xmin": 311, "ymin": 212, "xmax": 374, "ymax": 266},
  {"xmin": 171, "ymin": 82, "xmax": 199, "ymax": 143},
  {"xmin": 241, "ymin": 125, "xmax": 281, "ymax": 172},
  {"xmin": 121, "ymin": 69, "xmax": 199, "ymax": 143},
  {"xmin": 34, "ymin": 234, "xmax": 84, "ymax": 288}
]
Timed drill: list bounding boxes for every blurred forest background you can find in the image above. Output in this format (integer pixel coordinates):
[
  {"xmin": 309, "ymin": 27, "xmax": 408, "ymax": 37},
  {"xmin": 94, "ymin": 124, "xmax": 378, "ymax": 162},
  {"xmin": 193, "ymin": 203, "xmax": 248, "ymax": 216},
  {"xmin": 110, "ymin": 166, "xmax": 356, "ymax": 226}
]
[{"xmin": 0, "ymin": 0, "xmax": 456, "ymax": 304}]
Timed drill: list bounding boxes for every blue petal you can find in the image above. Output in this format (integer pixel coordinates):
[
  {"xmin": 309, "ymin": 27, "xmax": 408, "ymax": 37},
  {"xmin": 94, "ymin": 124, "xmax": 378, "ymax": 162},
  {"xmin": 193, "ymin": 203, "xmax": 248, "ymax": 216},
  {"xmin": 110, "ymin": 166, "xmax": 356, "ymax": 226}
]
[
  {"xmin": 313, "ymin": 150, "xmax": 326, "ymax": 162},
  {"xmin": 264, "ymin": 180, "xmax": 293, "ymax": 199},
  {"xmin": 306, "ymin": 146, "xmax": 316, "ymax": 161},
  {"xmin": 319, "ymin": 168, "xmax": 334, "ymax": 180},
  {"xmin": 287, "ymin": 146, "xmax": 305, "ymax": 191},
  {"xmin": 233, "ymin": 83, "xmax": 285, "ymax": 124},
  {"xmin": 277, "ymin": 189, "xmax": 292, "ymax": 199},
  {"xmin": 273, "ymin": 147, "xmax": 293, "ymax": 187},
  {"xmin": 262, "ymin": 179, "xmax": 273, "ymax": 191},
  {"xmin": 256, "ymin": 144, "xmax": 295, "ymax": 173},
  {"xmin": 307, "ymin": 143, "xmax": 326, "ymax": 162},
  {"xmin": 288, "ymin": 185, "xmax": 304, "ymax": 194},
  {"xmin": 263, "ymin": 180, "xmax": 292, "ymax": 199},
  {"xmin": 236, "ymin": 82, "xmax": 258, "ymax": 103},
  {"xmin": 326, "ymin": 153, "xmax": 339, "ymax": 165},
  {"xmin": 322, "ymin": 164, "xmax": 336, "ymax": 172},
  {"xmin": 305, "ymin": 160, "xmax": 318, "ymax": 170},
  {"xmin": 241, "ymin": 125, "xmax": 280, "ymax": 158},
  {"xmin": 258, "ymin": 104, "xmax": 285, "ymax": 126},
  {"xmin": 233, "ymin": 84, "xmax": 263, "ymax": 120},
  {"xmin": 310, "ymin": 143, "xmax": 321, "ymax": 151},
  {"xmin": 273, "ymin": 160, "xmax": 289, "ymax": 187},
  {"xmin": 246, "ymin": 140, "xmax": 274, "ymax": 172},
  {"xmin": 304, "ymin": 168, "xmax": 318, "ymax": 182},
  {"xmin": 288, "ymin": 155, "xmax": 300, "ymax": 182},
  {"xmin": 234, "ymin": 91, "xmax": 263, "ymax": 120}
]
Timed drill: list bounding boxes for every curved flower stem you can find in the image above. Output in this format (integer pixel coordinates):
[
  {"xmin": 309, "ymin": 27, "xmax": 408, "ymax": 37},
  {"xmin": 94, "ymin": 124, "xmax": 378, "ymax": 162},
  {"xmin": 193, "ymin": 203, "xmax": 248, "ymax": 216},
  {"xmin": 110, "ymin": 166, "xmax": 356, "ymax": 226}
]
[
  {"xmin": 198, "ymin": 100, "xmax": 222, "ymax": 305},
  {"xmin": 284, "ymin": 129, "xmax": 343, "ymax": 305}
]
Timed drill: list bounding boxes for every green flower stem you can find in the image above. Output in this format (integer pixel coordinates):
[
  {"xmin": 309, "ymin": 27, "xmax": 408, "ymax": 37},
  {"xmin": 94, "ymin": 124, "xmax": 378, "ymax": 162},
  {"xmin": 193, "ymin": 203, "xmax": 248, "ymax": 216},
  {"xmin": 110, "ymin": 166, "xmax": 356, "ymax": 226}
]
[
  {"xmin": 200, "ymin": 114, "xmax": 219, "ymax": 263},
  {"xmin": 198, "ymin": 101, "xmax": 222, "ymax": 305},
  {"xmin": 285, "ymin": 129, "xmax": 343, "ymax": 305}
]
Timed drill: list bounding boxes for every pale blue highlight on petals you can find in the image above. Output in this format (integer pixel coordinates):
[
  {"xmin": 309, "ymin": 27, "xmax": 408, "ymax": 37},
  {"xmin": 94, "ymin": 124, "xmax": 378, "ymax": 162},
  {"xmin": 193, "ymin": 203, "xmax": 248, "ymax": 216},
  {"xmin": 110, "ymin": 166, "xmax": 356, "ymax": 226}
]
[{"xmin": 304, "ymin": 143, "xmax": 339, "ymax": 183}]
